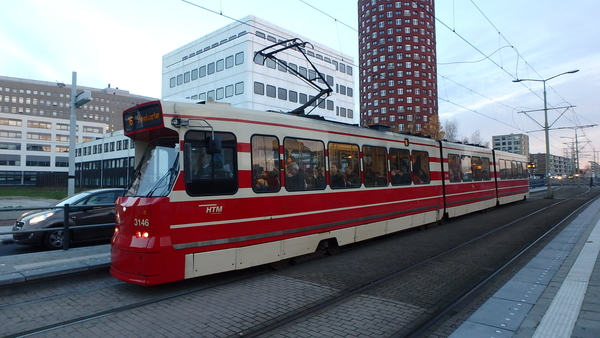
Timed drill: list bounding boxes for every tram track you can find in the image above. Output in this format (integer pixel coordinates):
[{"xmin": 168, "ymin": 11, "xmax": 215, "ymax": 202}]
[
  {"xmin": 404, "ymin": 188, "xmax": 598, "ymax": 338},
  {"xmin": 2, "ymin": 187, "xmax": 597, "ymax": 338},
  {"xmin": 1, "ymin": 265, "xmax": 271, "ymax": 338},
  {"xmin": 234, "ymin": 187, "xmax": 599, "ymax": 337}
]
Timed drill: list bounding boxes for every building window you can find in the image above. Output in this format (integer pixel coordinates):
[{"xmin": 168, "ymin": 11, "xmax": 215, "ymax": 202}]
[
  {"xmin": 254, "ymin": 82, "xmax": 264, "ymax": 95},
  {"xmin": 225, "ymin": 55, "xmax": 234, "ymax": 69},
  {"xmin": 266, "ymin": 85, "xmax": 276, "ymax": 98},
  {"xmin": 225, "ymin": 85, "xmax": 234, "ymax": 98},
  {"xmin": 235, "ymin": 82, "xmax": 244, "ymax": 95},
  {"xmin": 278, "ymin": 88, "xmax": 287, "ymax": 100},
  {"xmin": 235, "ymin": 52, "xmax": 244, "ymax": 65},
  {"xmin": 207, "ymin": 90, "xmax": 215, "ymax": 101}
]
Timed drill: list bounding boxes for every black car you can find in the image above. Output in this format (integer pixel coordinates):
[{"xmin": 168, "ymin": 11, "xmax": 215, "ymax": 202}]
[{"xmin": 12, "ymin": 188, "xmax": 123, "ymax": 250}]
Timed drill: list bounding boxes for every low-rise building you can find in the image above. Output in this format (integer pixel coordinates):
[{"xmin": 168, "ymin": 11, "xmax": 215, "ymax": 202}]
[
  {"xmin": 0, "ymin": 76, "xmax": 154, "ymax": 186},
  {"xmin": 493, "ymin": 133, "xmax": 529, "ymax": 156}
]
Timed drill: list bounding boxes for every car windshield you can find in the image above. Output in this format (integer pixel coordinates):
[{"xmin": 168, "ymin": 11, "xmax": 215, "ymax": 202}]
[{"xmin": 126, "ymin": 137, "xmax": 180, "ymax": 197}]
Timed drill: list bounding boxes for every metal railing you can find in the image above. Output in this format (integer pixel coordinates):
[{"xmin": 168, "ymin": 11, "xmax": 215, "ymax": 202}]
[{"xmin": 529, "ymin": 178, "xmax": 546, "ymax": 189}]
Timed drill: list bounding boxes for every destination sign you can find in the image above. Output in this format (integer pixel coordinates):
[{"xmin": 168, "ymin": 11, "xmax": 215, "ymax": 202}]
[{"xmin": 123, "ymin": 103, "xmax": 163, "ymax": 133}]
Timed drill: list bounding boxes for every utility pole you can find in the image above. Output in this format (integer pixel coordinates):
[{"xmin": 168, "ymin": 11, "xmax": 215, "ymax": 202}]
[
  {"xmin": 513, "ymin": 70, "xmax": 579, "ymax": 199},
  {"xmin": 68, "ymin": 72, "xmax": 92, "ymax": 196}
]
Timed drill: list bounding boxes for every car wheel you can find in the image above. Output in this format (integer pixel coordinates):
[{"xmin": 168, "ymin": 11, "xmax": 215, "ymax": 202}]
[{"xmin": 43, "ymin": 229, "xmax": 67, "ymax": 250}]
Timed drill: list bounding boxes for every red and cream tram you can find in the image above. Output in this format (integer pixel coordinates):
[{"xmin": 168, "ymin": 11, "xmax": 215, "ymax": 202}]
[{"xmin": 110, "ymin": 100, "xmax": 529, "ymax": 285}]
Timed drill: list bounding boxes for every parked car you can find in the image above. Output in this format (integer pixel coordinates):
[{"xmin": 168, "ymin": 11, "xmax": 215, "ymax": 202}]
[{"xmin": 12, "ymin": 188, "xmax": 123, "ymax": 250}]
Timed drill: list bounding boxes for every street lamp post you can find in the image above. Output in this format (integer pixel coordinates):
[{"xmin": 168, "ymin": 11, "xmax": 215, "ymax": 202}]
[
  {"xmin": 68, "ymin": 72, "xmax": 92, "ymax": 197},
  {"xmin": 513, "ymin": 69, "xmax": 579, "ymax": 199},
  {"xmin": 68, "ymin": 72, "xmax": 77, "ymax": 197}
]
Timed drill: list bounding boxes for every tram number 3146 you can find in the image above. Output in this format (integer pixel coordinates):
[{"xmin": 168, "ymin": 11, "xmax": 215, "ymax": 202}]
[{"xmin": 134, "ymin": 219, "xmax": 150, "ymax": 227}]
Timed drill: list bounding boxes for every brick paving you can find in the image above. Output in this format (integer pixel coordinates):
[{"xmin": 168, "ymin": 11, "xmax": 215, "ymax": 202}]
[{"xmin": 3, "ymin": 188, "xmax": 599, "ymax": 338}]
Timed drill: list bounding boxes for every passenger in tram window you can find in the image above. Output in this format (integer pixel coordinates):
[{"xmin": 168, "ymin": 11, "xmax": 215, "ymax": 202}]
[
  {"xmin": 286, "ymin": 162, "xmax": 307, "ymax": 190},
  {"xmin": 305, "ymin": 168, "xmax": 315, "ymax": 189},
  {"xmin": 413, "ymin": 168, "xmax": 429, "ymax": 184},
  {"xmin": 314, "ymin": 167, "xmax": 326, "ymax": 188},
  {"xmin": 372, "ymin": 171, "xmax": 387, "ymax": 186},
  {"xmin": 285, "ymin": 155, "xmax": 297, "ymax": 176},
  {"xmin": 481, "ymin": 170, "xmax": 490, "ymax": 181},
  {"xmin": 267, "ymin": 169, "xmax": 280, "ymax": 191},
  {"xmin": 364, "ymin": 169, "xmax": 375, "ymax": 186},
  {"xmin": 286, "ymin": 155, "xmax": 296, "ymax": 165},
  {"xmin": 254, "ymin": 171, "xmax": 269, "ymax": 192},
  {"xmin": 344, "ymin": 166, "xmax": 360, "ymax": 187},
  {"xmin": 330, "ymin": 164, "xmax": 346, "ymax": 188},
  {"xmin": 391, "ymin": 166, "xmax": 403, "ymax": 185},
  {"xmin": 400, "ymin": 165, "xmax": 412, "ymax": 184}
]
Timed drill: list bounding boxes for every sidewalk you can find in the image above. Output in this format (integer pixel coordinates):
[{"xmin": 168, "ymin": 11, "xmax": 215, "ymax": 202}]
[
  {"xmin": 450, "ymin": 191, "xmax": 600, "ymax": 337},
  {"xmin": 0, "ymin": 244, "xmax": 110, "ymax": 285}
]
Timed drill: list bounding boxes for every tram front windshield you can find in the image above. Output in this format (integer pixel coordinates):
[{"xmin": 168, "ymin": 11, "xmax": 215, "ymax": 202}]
[{"xmin": 126, "ymin": 137, "xmax": 180, "ymax": 197}]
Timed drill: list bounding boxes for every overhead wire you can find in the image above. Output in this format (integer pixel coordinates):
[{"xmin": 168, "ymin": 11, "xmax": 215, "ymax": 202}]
[{"xmin": 181, "ymin": 0, "xmax": 589, "ymax": 151}]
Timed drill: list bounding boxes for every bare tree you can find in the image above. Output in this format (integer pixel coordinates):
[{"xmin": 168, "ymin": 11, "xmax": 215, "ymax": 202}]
[
  {"xmin": 468, "ymin": 130, "xmax": 490, "ymax": 147},
  {"xmin": 443, "ymin": 118, "xmax": 459, "ymax": 142},
  {"xmin": 470, "ymin": 130, "xmax": 483, "ymax": 145}
]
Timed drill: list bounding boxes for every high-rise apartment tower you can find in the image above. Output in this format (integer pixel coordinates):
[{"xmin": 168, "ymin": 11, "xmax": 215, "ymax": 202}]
[{"xmin": 358, "ymin": 0, "xmax": 437, "ymax": 132}]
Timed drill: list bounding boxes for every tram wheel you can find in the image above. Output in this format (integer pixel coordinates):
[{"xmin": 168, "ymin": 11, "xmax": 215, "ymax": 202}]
[{"xmin": 325, "ymin": 241, "xmax": 341, "ymax": 255}]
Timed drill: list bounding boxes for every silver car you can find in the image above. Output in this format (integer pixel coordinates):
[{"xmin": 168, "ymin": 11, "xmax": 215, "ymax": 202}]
[{"xmin": 12, "ymin": 188, "xmax": 123, "ymax": 250}]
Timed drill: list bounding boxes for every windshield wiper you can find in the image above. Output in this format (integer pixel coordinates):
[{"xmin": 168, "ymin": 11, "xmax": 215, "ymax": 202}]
[{"xmin": 145, "ymin": 168, "xmax": 177, "ymax": 197}]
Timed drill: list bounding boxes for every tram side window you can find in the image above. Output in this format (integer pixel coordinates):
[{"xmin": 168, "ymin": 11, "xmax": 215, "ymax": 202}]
[
  {"xmin": 481, "ymin": 157, "xmax": 491, "ymax": 180},
  {"xmin": 251, "ymin": 135, "xmax": 280, "ymax": 193},
  {"xmin": 447, "ymin": 154, "xmax": 461, "ymax": 182},
  {"xmin": 499, "ymin": 160, "xmax": 507, "ymax": 179},
  {"xmin": 460, "ymin": 155, "xmax": 472, "ymax": 182},
  {"xmin": 521, "ymin": 162, "xmax": 528, "ymax": 179},
  {"xmin": 329, "ymin": 142, "xmax": 360, "ymax": 188},
  {"xmin": 363, "ymin": 145, "xmax": 388, "ymax": 187},
  {"xmin": 412, "ymin": 150, "xmax": 430, "ymax": 184},
  {"xmin": 184, "ymin": 131, "xmax": 237, "ymax": 196},
  {"xmin": 512, "ymin": 161, "xmax": 519, "ymax": 179},
  {"xmin": 284, "ymin": 137, "xmax": 325, "ymax": 191},
  {"xmin": 390, "ymin": 148, "xmax": 412, "ymax": 185},
  {"xmin": 472, "ymin": 156, "xmax": 482, "ymax": 181}
]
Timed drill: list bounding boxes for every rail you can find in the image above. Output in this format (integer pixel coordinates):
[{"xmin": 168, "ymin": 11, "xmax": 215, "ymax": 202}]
[{"xmin": 0, "ymin": 203, "xmax": 114, "ymax": 250}]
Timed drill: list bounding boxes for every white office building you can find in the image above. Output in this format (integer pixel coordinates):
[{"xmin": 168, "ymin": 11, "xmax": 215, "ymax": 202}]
[{"xmin": 162, "ymin": 15, "xmax": 356, "ymax": 124}]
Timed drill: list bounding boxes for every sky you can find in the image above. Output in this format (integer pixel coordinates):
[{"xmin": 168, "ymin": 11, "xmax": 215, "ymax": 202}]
[{"xmin": 2, "ymin": 0, "xmax": 599, "ymax": 165}]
